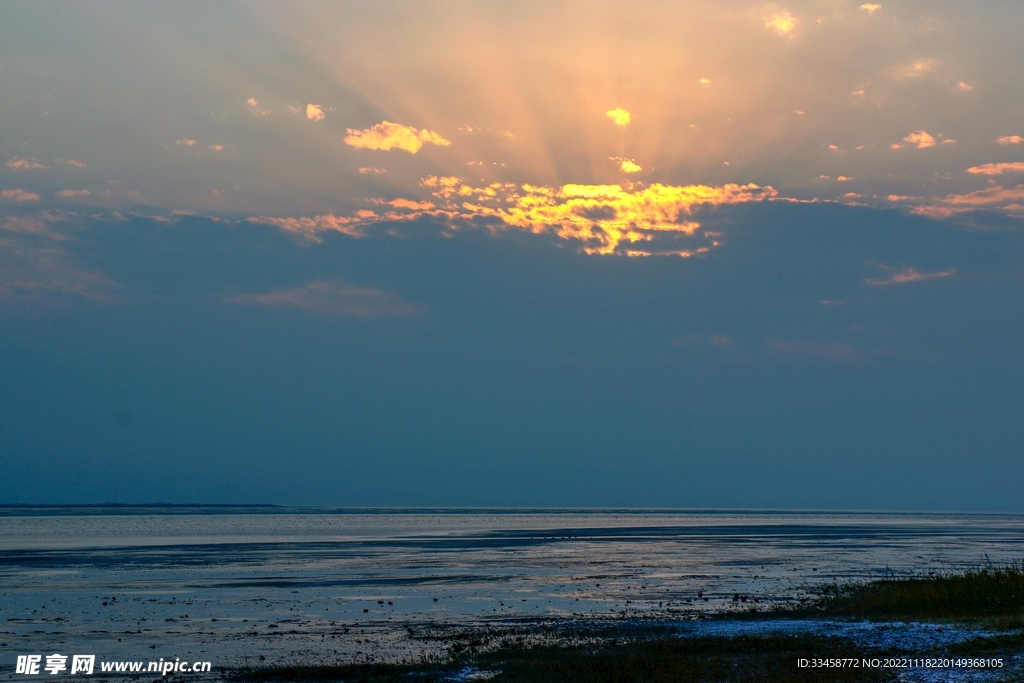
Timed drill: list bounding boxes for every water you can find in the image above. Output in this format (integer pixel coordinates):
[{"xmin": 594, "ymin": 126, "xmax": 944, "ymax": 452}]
[{"xmin": 1, "ymin": 508, "xmax": 1023, "ymax": 676}]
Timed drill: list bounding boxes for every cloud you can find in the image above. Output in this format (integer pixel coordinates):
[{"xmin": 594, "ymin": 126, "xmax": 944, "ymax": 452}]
[
  {"xmin": 208, "ymin": 144, "xmax": 224, "ymax": 152},
  {"xmin": 836, "ymin": 176, "xmax": 852, "ymax": 181},
  {"xmin": 388, "ymin": 198, "xmax": 435, "ymax": 211},
  {"xmin": 859, "ymin": 3, "xmax": 882, "ymax": 13},
  {"xmin": 1, "ymin": 189, "xmax": 41, "ymax": 202},
  {"xmin": 358, "ymin": 167, "xmax": 387, "ymax": 174},
  {"xmin": 255, "ymin": 178, "xmax": 777, "ymax": 257},
  {"xmin": 698, "ymin": 78, "xmax": 711, "ymax": 85},
  {"xmin": 967, "ymin": 162, "xmax": 1024, "ymax": 175},
  {"xmin": 865, "ymin": 266, "xmax": 955, "ymax": 286},
  {"xmin": 998, "ymin": 135, "xmax": 1023, "ymax": 145},
  {"xmin": 56, "ymin": 189, "xmax": 91, "ymax": 198},
  {"xmin": 344, "ymin": 121, "xmax": 451, "ymax": 153},
  {"xmin": 765, "ymin": 10, "xmax": 797, "ymax": 36},
  {"xmin": 903, "ymin": 130, "xmax": 936, "ymax": 149},
  {"xmin": 6, "ymin": 158, "xmax": 48, "ymax": 170},
  {"xmin": 0, "ymin": 213, "xmax": 120, "ymax": 302},
  {"xmin": 65, "ymin": 160, "xmax": 87, "ymax": 168},
  {"xmin": 955, "ymin": 81, "xmax": 972, "ymax": 92},
  {"xmin": 229, "ymin": 280, "xmax": 419, "ymax": 317},
  {"xmin": 247, "ymin": 214, "xmax": 367, "ymax": 241},
  {"xmin": 306, "ymin": 103, "xmax": 325, "ymax": 121},
  {"xmin": 611, "ymin": 157, "xmax": 642, "ymax": 173},
  {"xmin": 175, "ymin": 139, "xmax": 197, "ymax": 147},
  {"xmin": 767, "ymin": 339, "xmax": 860, "ymax": 362},
  {"xmin": 899, "ymin": 60, "xmax": 934, "ymax": 78},
  {"xmin": 943, "ymin": 184, "xmax": 1024, "ymax": 206},
  {"xmin": 606, "ymin": 108, "xmax": 631, "ymax": 126},
  {"xmin": 246, "ymin": 97, "xmax": 270, "ymax": 116},
  {"xmin": 421, "ymin": 178, "xmax": 777, "ymax": 256},
  {"xmin": 793, "ymin": 109, "xmax": 805, "ymax": 115}
]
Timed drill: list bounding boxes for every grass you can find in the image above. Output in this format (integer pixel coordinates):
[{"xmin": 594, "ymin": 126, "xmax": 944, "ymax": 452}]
[
  {"xmin": 233, "ymin": 633, "xmax": 890, "ymax": 683},
  {"xmin": 801, "ymin": 561, "xmax": 1024, "ymax": 622}
]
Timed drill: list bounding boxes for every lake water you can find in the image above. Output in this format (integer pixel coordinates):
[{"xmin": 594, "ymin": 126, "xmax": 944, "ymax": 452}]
[{"xmin": 2, "ymin": 508, "xmax": 1023, "ymax": 676}]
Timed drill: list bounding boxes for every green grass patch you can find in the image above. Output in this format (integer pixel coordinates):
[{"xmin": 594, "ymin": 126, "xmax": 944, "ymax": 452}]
[{"xmin": 804, "ymin": 562, "xmax": 1024, "ymax": 621}]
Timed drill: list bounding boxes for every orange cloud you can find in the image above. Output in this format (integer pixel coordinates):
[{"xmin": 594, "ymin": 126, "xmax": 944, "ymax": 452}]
[
  {"xmin": 358, "ymin": 167, "xmax": 387, "ymax": 175},
  {"xmin": 388, "ymin": 198, "xmax": 435, "ymax": 211},
  {"xmin": 56, "ymin": 189, "xmax": 91, "ymax": 198},
  {"xmin": 955, "ymin": 81, "xmax": 972, "ymax": 92},
  {"xmin": 611, "ymin": 157, "xmax": 642, "ymax": 173},
  {"xmin": 998, "ymin": 135, "xmax": 1023, "ymax": 145},
  {"xmin": 967, "ymin": 162, "xmax": 1024, "ymax": 175},
  {"xmin": 606, "ymin": 108, "xmax": 631, "ymax": 126},
  {"xmin": 1, "ymin": 189, "xmax": 41, "ymax": 202},
  {"xmin": 305, "ymin": 104, "xmax": 325, "ymax": 121},
  {"xmin": 6, "ymin": 157, "xmax": 48, "ymax": 170},
  {"xmin": 865, "ymin": 267, "xmax": 955, "ymax": 286},
  {"xmin": 903, "ymin": 130, "xmax": 936, "ymax": 149},
  {"xmin": 765, "ymin": 10, "xmax": 797, "ymax": 36},
  {"xmin": 175, "ymin": 139, "xmax": 197, "ymax": 147},
  {"xmin": 344, "ymin": 121, "xmax": 451, "ymax": 153},
  {"xmin": 229, "ymin": 280, "xmax": 418, "ymax": 317}
]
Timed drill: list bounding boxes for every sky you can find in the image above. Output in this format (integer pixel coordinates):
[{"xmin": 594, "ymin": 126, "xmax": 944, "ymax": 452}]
[{"xmin": 2, "ymin": 1, "xmax": 1023, "ymax": 509}]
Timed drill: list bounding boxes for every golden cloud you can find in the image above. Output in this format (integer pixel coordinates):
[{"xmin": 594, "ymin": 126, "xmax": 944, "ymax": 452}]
[
  {"xmin": 254, "ymin": 178, "xmax": 776, "ymax": 256},
  {"xmin": 424, "ymin": 178, "xmax": 777, "ymax": 255},
  {"xmin": 859, "ymin": 3, "xmax": 882, "ymax": 13},
  {"xmin": 903, "ymin": 130, "xmax": 936, "ymax": 149},
  {"xmin": 606, "ymin": 108, "xmax": 631, "ymax": 126},
  {"xmin": 306, "ymin": 104, "xmax": 325, "ymax": 121},
  {"xmin": 344, "ymin": 121, "xmax": 451, "ymax": 154},
  {"xmin": 967, "ymin": 162, "xmax": 1024, "ymax": 175},
  {"xmin": 612, "ymin": 157, "xmax": 642, "ymax": 173},
  {"xmin": 1, "ymin": 189, "xmax": 41, "ymax": 202},
  {"xmin": 765, "ymin": 10, "xmax": 797, "ymax": 36},
  {"xmin": 997, "ymin": 135, "xmax": 1023, "ymax": 145}
]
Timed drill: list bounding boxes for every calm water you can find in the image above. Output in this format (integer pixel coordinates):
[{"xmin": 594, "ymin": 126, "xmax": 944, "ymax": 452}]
[{"xmin": 1, "ymin": 508, "xmax": 1023, "ymax": 671}]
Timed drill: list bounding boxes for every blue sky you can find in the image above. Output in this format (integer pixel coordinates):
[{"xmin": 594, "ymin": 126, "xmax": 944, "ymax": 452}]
[{"xmin": 2, "ymin": 1, "xmax": 1023, "ymax": 508}]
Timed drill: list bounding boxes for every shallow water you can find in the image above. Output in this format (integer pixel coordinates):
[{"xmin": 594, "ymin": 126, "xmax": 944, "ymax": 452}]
[{"xmin": 1, "ymin": 508, "xmax": 1023, "ymax": 677}]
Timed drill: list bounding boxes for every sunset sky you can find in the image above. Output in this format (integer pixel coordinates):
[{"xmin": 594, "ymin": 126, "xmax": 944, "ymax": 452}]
[{"xmin": 2, "ymin": 1, "xmax": 1023, "ymax": 509}]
